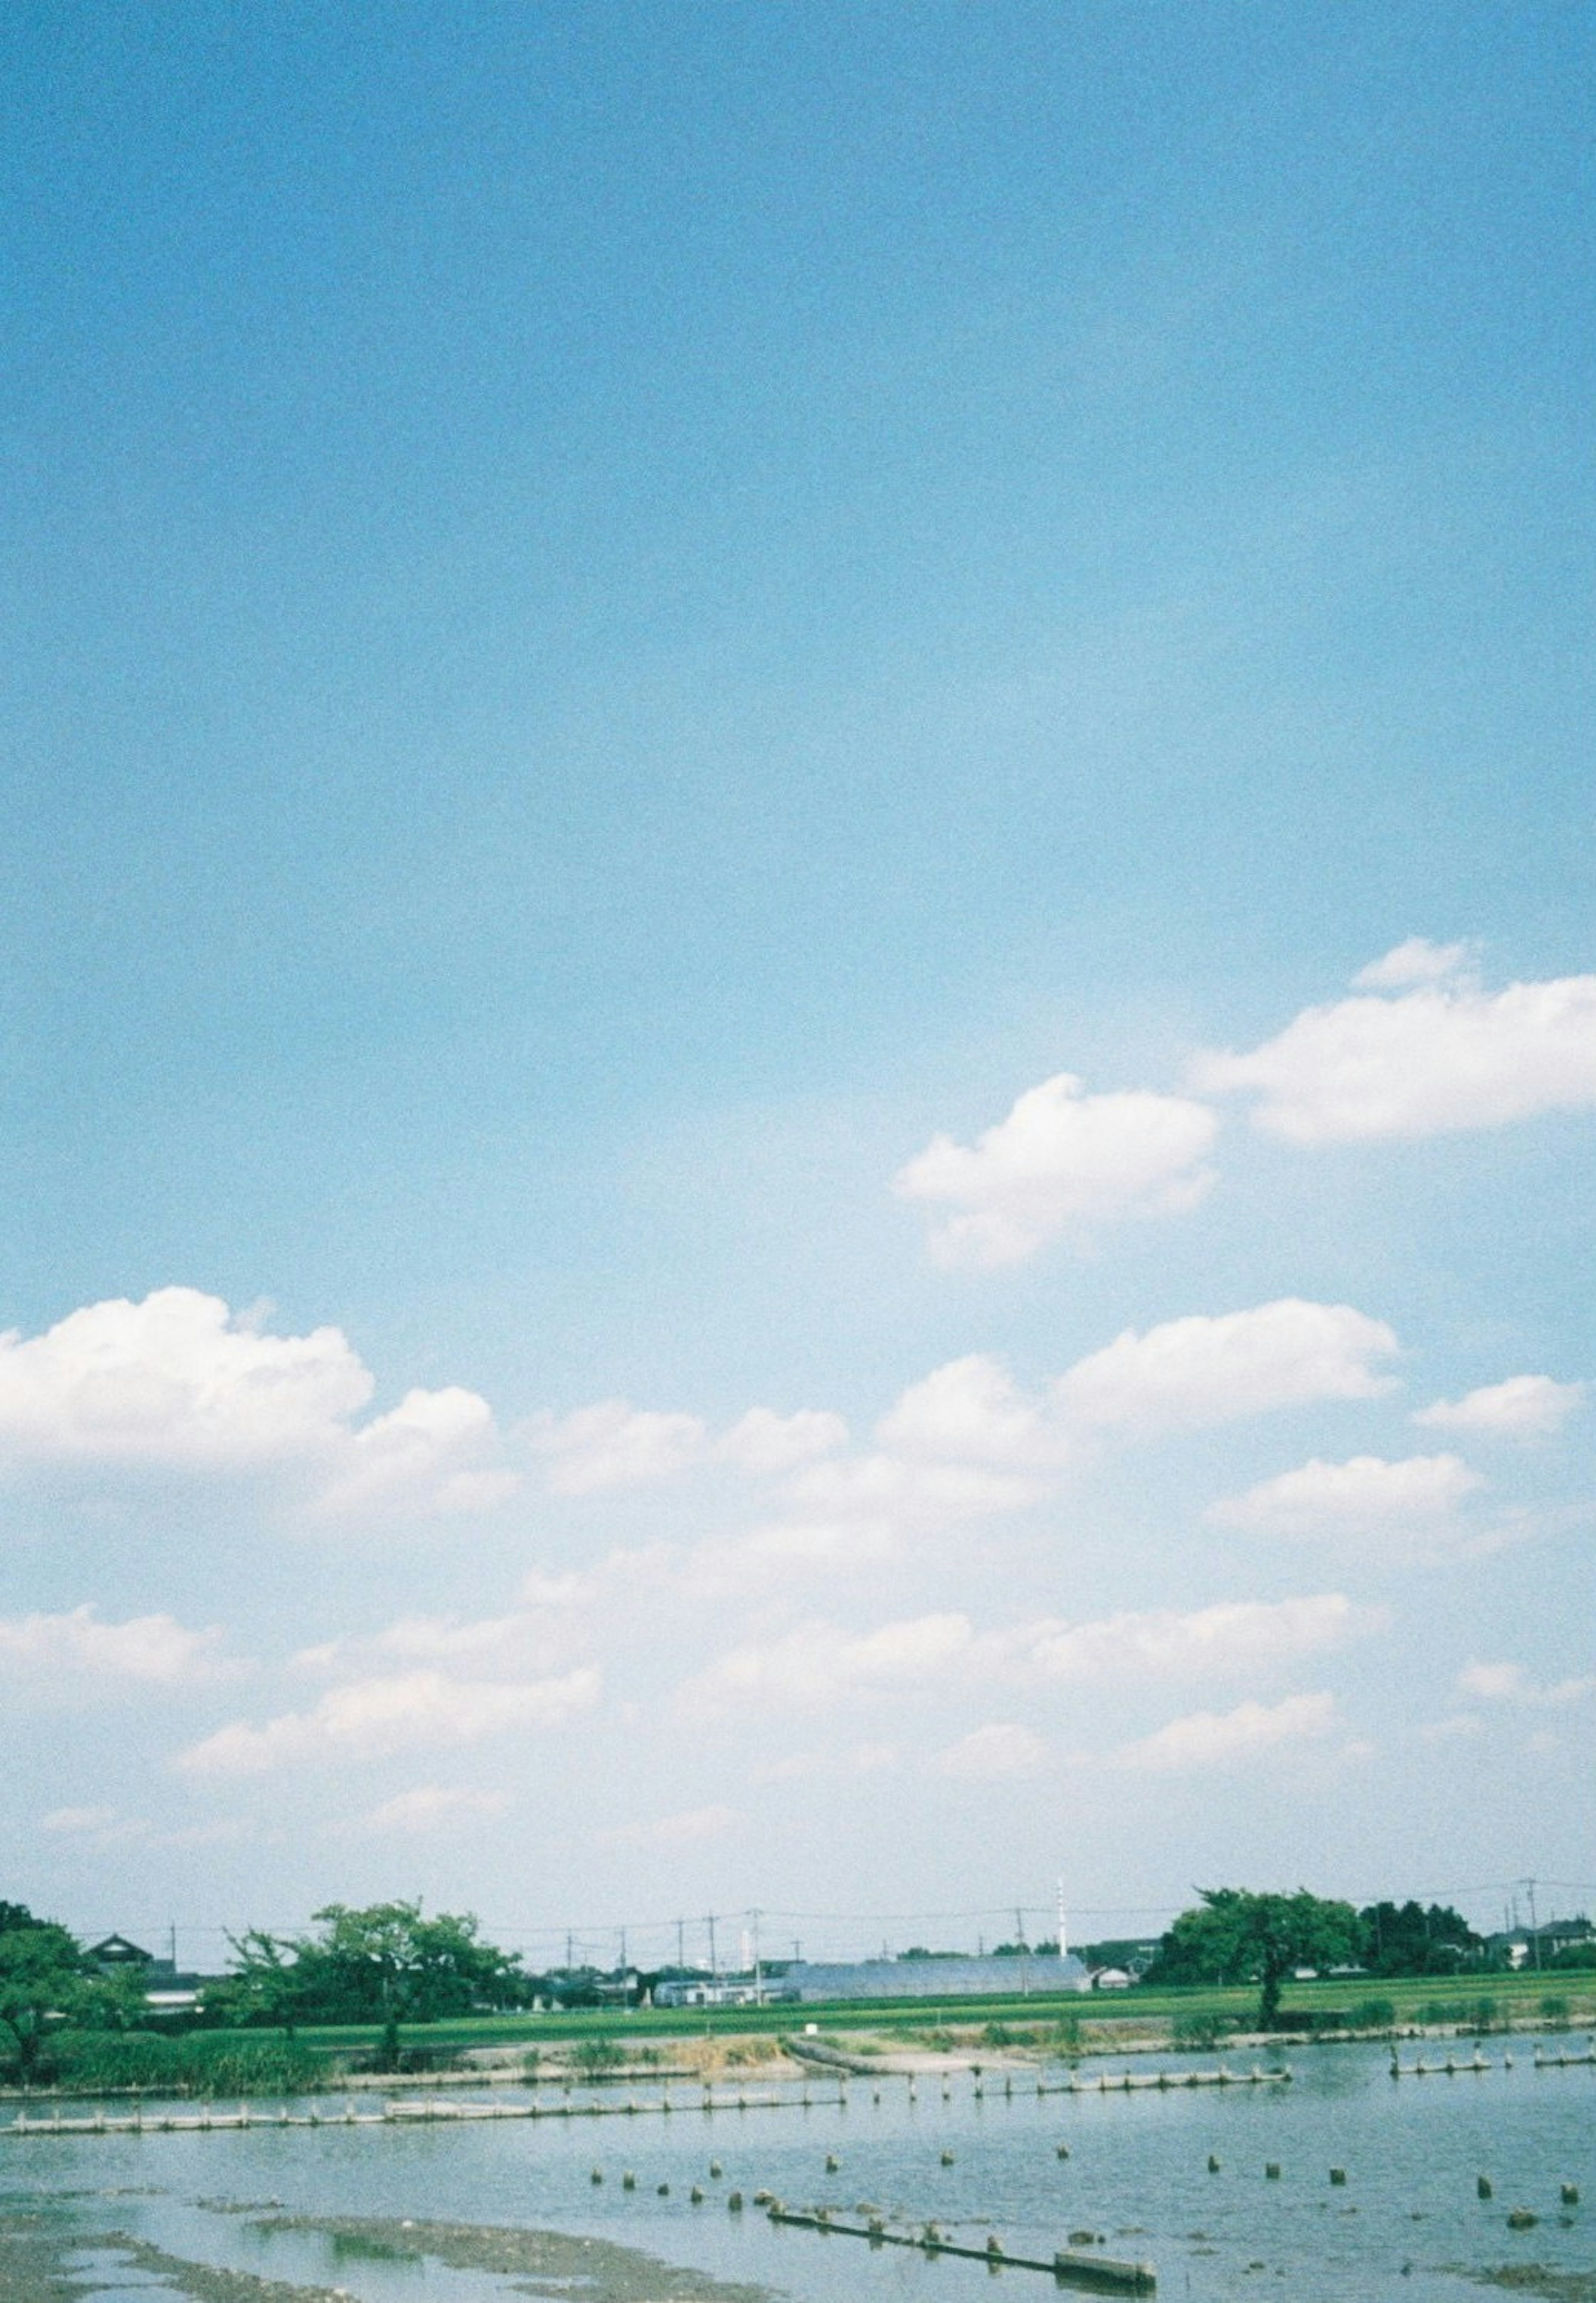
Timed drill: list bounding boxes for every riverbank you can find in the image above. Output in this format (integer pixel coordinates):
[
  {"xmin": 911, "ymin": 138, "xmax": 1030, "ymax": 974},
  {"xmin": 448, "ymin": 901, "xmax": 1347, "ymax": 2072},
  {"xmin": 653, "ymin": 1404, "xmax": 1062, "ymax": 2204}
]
[{"xmin": 0, "ymin": 2204, "xmax": 771, "ymax": 2303}]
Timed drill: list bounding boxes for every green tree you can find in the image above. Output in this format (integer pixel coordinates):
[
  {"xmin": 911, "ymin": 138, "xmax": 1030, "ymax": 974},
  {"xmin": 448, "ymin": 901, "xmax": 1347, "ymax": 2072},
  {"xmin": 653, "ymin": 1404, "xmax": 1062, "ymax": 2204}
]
[
  {"xmin": 208, "ymin": 1929, "xmax": 309, "ymax": 2037},
  {"xmin": 0, "ymin": 1919, "xmax": 89, "ymax": 2080},
  {"xmin": 222, "ymin": 1902, "xmax": 525, "ymax": 2067},
  {"xmin": 1357, "ymin": 1900, "xmax": 1480, "ymax": 1978},
  {"xmin": 1147, "ymin": 1888, "xmax": 1361, "ymax": 2027}
]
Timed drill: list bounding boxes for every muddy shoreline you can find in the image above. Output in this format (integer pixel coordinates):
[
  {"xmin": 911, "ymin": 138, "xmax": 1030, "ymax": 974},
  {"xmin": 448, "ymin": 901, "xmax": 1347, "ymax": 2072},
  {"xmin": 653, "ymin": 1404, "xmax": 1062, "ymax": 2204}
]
[{"xmin": 0, "ymin": 2205, "xmax": 771, "ymax": 2303}]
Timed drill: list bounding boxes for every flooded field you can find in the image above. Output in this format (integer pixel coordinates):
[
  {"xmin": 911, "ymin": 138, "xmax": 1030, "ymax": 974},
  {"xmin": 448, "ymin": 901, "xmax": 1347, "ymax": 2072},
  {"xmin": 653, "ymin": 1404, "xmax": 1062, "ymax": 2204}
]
[{"xmin": 3, "ymin": 2040, "xmax": 1591, "ymax": 2303}]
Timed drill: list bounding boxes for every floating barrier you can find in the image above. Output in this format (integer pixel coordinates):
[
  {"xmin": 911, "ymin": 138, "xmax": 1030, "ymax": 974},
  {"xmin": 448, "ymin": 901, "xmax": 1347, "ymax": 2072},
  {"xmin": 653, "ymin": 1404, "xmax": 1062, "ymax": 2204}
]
[
  {"xmin": 1065, "ymin": 2066, "xmax": 1290, "ymax": 2094},
  {"xmin": 2, "ymin": 2088, "xmax": 848, "ymax": 2140},
  {"xmin": 766, "ymin": 2204, "xmax": 1155, "ymax": 2291}
]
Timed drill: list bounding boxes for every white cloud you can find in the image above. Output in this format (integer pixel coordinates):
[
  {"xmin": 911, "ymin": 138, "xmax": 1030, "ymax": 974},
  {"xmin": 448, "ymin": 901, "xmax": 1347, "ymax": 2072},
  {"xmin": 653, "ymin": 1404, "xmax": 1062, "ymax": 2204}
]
[
  {"xmin": 894, "ymin": 1073, "xmax": 1218, "ymax": 1266},
  {"xmin": 1415, "ymin": 1375, "xmax": 1586, "ymax": 1438},
  {"xmin": 292, "ymin": 1606, "xmax": 581, "ymax": 1680},
  {"xmin": 1455, "ymin": 1661, "xmax": 1596, "ymax": 1708},
  {"xmin": 713, "ymin": 1407, "xmax": 848, "ymax": 1473},
  {"xmin": 0, "ymin": 1288, "xmax": 523, "ymax": 1520},
  {"xmin": 680, "ymin": 1591, "xmax": 1381, "ymax": 1719},
  {"xmin": 362, "ymin": 1785, "xmax": 510, "ymax": 1833},
  {"xmin": 938, "ymin": 1723, "xmax": 1049, "ymax": 1780},
  {"xmin": 1117, "ymin": 1690, "xmax": 1338, "ymax": 1771},
  {"xmin": 1192, "ymin": 964, "xmax": 1596, "ymax": 1143},
  {"xmin": 1024, "ymin": 1593, "xmax": 1377, "ymax": 1682},
  {"xmin": 176, "ymin": 1666, "xmax": 600, "ymax": 1774},
  {"xmin": 1352, "ymin": 938, "xmax": 1474, "ymax": 990},
  {"xmin": 680, "ymin": 1613, "xmax": 979, "ymax": 1719},
  {"xmin": 0, "ymin": 1604, "xmax": 231, "ymax": 1687},
  {"xmin": 1419, "ymin": 1713, "xmax": 1485, "ymax": 1746},
  {"xmin": 524, "ymin": 1400, "xmax": 708, "ymax": 1493},
  {"xmin": 1054, "ymin": 1299, "xmax": 1398, "ymax": 1432},
  {"xmin": 1208, "ymin": 1453, "xmax": 1483, "ymax": 1544},
  {"xmin": 783, "ymin": 1450, "xmax": 1042, "ymax": 1528},
  {"xmin": 318, "ymin": 1385, "xmax": 519, "ymax": 1517},
  {"xmin": 0, "ymin": 1287, "xmax": 372, "ymax": 1465},
  {"xmin": 601, "ymin": 1803, "xmax": 741, "ymax": 1849},
  {"xmin": 877, "ymin": 1355, "xmax": 1059, "ymax": 1467}
]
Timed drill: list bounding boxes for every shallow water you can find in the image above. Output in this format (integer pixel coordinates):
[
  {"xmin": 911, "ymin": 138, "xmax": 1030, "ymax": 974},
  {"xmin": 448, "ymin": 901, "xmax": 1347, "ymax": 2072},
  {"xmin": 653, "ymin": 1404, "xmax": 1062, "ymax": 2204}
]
[{"xmin": 5, "ymin": 2041, "xmax": 1592, "ymax": 2302}]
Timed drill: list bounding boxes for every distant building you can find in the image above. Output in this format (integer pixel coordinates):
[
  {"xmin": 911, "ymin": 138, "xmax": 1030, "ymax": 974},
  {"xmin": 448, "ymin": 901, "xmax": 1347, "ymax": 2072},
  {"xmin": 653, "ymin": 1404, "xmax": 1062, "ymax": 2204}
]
[
  {"xmin": 85, "ymin": 1934, "xmax": 204, "ymax": 2019},
  {"xmin": 779, "ymin": 1952, "xmax": 1090, "ymax": 2002},
  {"xmin": 653, "ymin": 1976, "xmax": 787, "ymax": 2009}
]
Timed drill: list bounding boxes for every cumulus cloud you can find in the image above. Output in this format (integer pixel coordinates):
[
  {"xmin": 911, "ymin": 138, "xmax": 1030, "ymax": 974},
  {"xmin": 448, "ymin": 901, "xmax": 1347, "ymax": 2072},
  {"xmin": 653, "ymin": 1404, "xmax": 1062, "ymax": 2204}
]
[
  {"xmin": 0, "ymin": 1287, "xmax": 372, "ymax": 1465},
  {"xmin": 1117, "ymin": 1690, "xmax": 1338, "ymax": 1771},
  {"xmin": 362, "ymin": 1785, "xmax": 510, "ymax": 1833},
  {"xmin": 1053, "ymin": 1299, "xmax": 1398, "ymax": 1433},
  {"xmin": 0, "ymin": 1604, "xmax": 231, "ymax": 1687},
  {"xmin": 713, "ymin": 1407, "xmax": 848, "ymax": 1473},
  {"xmin": 1352, "ymin": 938, "xmax": 1474, "ymax": 990},
  {"xmin": 1455, "ymin": 1661, "xmax": 1596, "ymax": 1708},
  {"xmin": 1414, "ymin": 1375, "xmax": 1585, "ymax": 1438},
  {"xmin": 938, "ymin": 1723, "xmax": 1049, "ymax": 1780},
  {"xmin": 877, "ymin": 1355, "xmax": 1058, "ymax": 1467},
  {"xmin": 0, "ymin": 1288, "xmax": 519, "ymax": 1520},
  {"xmin": 894, "ymin": 1073, "xmax": 1218, "ymax": 1266},
  {"xmin": 524, "ymin": 1400, "xmax": 708, "ymax": 1493},
  {"xmin": 176, "ymin": 1666, "xmax": 599, "ymax": 1774},
  {"xmin": 1208, "ymin": 1453, "xmax": 1483, "ymax": 1544},
  {"xmin": 1192, "ymin": 959, "xmax": 1596, "ymax": 1143},
  {"xmin": 318, "ymin": 1385, "xmax": 519, "ymax": 1517}
]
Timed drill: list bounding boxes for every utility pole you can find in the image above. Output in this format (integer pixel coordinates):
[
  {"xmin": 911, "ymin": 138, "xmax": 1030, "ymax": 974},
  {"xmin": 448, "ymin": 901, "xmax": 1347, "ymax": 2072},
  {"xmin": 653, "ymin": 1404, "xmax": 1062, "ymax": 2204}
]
[
  {"xmin": 751, "ymin": 1908, "xmax": 762, "ymax": 2005},
  {"xmin": 565, "ymin": 1931, "xmax": 574, "ymax": 1973},
  {"xmin": 707, "ymin": 1913, "xmax": 717, "ymax": 1979},
  {"xmin": 676, "ymin": 1918, "xmax": 685, "ymax": 1971},
  {"xmin": 1526, "ymin": 1880, "xmax": 1540, "ymax": 1970}
]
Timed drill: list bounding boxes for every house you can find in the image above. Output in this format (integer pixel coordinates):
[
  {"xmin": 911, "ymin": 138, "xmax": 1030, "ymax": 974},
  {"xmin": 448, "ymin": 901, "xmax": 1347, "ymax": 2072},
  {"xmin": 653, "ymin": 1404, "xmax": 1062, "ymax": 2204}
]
[{"xmin": 86, "ymin": 1934, "xmax": 204, "ymax": 2019}]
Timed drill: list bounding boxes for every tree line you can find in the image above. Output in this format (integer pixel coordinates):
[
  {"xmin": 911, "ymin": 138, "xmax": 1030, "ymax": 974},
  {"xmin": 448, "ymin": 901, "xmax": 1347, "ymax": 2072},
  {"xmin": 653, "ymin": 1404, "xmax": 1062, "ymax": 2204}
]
[{"xmin": 2, "ymin": 1888, "xmax": 1589, "ymax": 2082}]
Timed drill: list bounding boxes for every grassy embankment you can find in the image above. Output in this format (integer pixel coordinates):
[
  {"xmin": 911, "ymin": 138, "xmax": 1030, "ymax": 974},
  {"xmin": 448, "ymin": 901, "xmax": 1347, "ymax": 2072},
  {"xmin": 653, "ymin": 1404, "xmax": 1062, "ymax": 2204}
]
[{"xmin": 28, "ymin": 1968, "xmax": 1587, "ymax": 2094}]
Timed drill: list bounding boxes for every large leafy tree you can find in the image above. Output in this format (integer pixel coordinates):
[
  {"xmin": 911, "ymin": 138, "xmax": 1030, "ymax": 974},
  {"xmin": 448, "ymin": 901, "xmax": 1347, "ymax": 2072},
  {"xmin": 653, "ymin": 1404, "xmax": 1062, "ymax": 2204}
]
[
  {"xmin": 0, "ymin": 1918, "xmax": 90, "ymax": 2079},
  {"xmin": 219, "ymin": 1902, "xmax": 525, "ymax": 2067},
  {"xmin": 1357, "ymin": 1900, "xmax": 1480, "ymax": 1978},
  {"xmin": 1147, "ymin": 1888, "xmax": 1361, "ymax": 2027}
]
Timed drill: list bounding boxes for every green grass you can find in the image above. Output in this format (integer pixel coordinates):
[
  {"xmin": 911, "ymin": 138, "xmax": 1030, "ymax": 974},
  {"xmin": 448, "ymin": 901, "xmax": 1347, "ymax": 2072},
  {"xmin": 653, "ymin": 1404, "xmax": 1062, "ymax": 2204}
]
[{"xmin": 174, "ymin": 1966, "xmax": 1591, "ymax": 2069}]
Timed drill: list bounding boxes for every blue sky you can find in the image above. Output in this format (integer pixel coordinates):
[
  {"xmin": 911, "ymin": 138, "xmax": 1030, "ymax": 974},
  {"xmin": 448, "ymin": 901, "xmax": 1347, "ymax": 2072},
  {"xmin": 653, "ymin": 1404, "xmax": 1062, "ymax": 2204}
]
[{"xmin": 2, "ymin": 3, "xmax": 1591, "ymax": 1967}]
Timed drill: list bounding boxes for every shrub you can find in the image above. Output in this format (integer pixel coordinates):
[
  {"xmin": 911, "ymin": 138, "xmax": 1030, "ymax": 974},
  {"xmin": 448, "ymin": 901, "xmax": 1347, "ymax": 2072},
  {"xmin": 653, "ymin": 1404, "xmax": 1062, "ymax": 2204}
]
[
  {"xmin": 1172, "ymin": 2013, "xmax": 1229, "ymax": 2051},
  {"xmin": 1350, "ymin": 1998, "xmax": 1396, "ymax": 2032},
  {"xmin": 47, "ymin": 2032, "xmax": 325, "ymax": 2096},
  {"xmin": 1539, "ymin": 1995, "xmax": 1569, "ymax": 2027}
]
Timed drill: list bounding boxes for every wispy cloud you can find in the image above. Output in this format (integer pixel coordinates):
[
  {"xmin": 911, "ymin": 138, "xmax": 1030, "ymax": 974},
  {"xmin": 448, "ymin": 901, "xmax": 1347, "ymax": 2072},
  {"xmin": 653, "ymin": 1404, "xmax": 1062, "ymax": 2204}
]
[
  {"xmin": 1207, "ymin": 1452, "xmax": 1483, "ymax": 1552},
  {"xmin": 1116, "ymin": 1691, "xmax": 1338, "ymax": 1771},
  {"xmin": 176, "ymin": 1666, "xmax": 599, "ymax": 1775}
]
